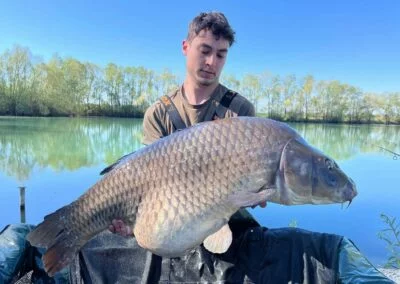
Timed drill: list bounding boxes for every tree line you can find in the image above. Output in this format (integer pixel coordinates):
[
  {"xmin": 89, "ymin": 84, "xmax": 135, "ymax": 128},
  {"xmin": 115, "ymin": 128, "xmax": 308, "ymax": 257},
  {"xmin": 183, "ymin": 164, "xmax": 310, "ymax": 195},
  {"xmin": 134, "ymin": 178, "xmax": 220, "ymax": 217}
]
[
  {"xmin": 1, "ymin": 45, "xmax": 399, "ymax": 123},
  {"xmin": 0, "ymin": 46, "xmax": 179, "ymax": 118}
]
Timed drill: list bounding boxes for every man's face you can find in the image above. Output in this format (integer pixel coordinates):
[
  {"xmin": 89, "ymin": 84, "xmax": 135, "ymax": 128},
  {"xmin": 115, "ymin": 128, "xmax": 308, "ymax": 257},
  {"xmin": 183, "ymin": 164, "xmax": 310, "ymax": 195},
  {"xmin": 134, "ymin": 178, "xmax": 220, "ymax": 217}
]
[{"xmin": 183, "ymin": 29, "xmax": 229, "ymax": 87}]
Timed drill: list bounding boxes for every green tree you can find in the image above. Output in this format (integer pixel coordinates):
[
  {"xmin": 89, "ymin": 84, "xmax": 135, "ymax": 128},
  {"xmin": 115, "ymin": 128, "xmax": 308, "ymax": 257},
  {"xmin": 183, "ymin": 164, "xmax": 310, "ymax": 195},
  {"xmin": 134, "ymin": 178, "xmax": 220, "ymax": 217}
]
[
  {"xmin": 85, "ymin": 62, "xmax": 104, "ymax": 113},
  {"xmin": 0, "ymin": 52, "xmax": 8, "ymax": 113},
  {"xmin": 124, "ymin": 66, "xmax": 139, "ymax": 106},
  {"xmin": 155, "ymin": 68, "xmax": 179, "ymax": 103},
  {"xmin": 62, "ymin": 58, "xmax": 88, "ymax": 114},
  {"xmin": 383, "ymin": 93, "xmax": 400, "ymax": 124},
  {"xmin": 2, "ymin": 46, "xmax": 34, "ymax": 115},
  {"xmin": 301, "ymin": 75, "xmax": 314, "ymax": 121},
  {"xmin": 104, "ymin": 63, "xmax": 124, "ymax": 108},
  {"xmin": 347, "ymin": 85, "xmax": 363, "ymax": 122},
  {"xmin": 258, "ymin": 71, "xmax": 274, "ymax": 117},
  {"xmin": 316, "ymin": 80, "xmax": 349, "ymax": 122},
  {"xmin": 28, "ymin": 62, "xmax": 48, "ymax": 115},
  {"xmin": 281, "ymin": 74, "xmax": 297, "ymax": 120},
  {"xmin": 358, "ymin": 93, "xmax": 379, "ymax": 123},
  {"xmin": 221, "ymin": 73, "xmax": 240, "ymax": 91},
  {"xmin": 135, "ymin": 66, "xmax": 154, "ymax": 107},
  {"xmin": 241, "ymin": 74, "xmax": 262, "ymax": 113},
  {"xmin": 269, "ymin": 75, "xmax": 283, "ymax": 119}
]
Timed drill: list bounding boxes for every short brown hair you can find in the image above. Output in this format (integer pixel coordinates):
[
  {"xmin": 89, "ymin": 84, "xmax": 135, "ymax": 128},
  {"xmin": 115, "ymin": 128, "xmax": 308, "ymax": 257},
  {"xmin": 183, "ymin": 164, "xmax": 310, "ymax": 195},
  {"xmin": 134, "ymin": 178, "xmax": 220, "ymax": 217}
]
[{"xmin": 187, "ymin": 12, "xmax": 236, "ymax": 46}]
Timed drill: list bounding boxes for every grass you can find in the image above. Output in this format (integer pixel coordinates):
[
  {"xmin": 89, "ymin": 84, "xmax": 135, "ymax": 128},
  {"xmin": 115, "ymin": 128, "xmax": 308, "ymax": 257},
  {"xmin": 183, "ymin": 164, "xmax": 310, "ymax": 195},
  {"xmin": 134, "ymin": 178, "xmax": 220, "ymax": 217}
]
[{"xmin": 378, "ymin": 213, "xmax": 400, "ymax": 269}]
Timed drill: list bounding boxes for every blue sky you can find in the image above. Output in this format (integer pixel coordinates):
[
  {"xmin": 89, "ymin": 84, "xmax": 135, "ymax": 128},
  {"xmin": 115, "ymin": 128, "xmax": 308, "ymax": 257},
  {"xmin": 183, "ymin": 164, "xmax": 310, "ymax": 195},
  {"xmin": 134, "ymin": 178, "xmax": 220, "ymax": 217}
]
[{"xmin": 0, "ymin": 0, "xmax": 399, "ymax": 93}]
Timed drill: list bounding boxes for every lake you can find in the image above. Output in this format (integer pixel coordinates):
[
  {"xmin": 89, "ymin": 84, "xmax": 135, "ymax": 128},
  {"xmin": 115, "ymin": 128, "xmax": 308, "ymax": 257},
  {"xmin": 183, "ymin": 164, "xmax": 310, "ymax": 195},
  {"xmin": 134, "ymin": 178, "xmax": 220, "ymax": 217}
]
[{"xmin": 0, "ymin": 116, "xmax": 399, "ymax": 267}]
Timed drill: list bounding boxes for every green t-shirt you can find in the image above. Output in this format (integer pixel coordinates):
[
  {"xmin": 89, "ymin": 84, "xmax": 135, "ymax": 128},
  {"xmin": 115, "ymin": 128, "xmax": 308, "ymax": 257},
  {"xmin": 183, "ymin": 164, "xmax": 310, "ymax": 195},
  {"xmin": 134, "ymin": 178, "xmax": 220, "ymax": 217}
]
[{"xmin": 142, "ymin": 84, "xmax": 255, "ymax": 145}]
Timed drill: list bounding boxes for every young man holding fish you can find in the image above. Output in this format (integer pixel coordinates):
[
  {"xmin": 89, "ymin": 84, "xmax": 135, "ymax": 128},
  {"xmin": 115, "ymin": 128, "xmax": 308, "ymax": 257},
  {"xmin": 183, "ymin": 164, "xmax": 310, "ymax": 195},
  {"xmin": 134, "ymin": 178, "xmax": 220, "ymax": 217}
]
[
  {"xmin": 6, "ymin": 11, "xmax": 390, "ymax": 284},
  {"xmin": 110, "ymin": 11, "xmax": 266, "ymax": 237}
]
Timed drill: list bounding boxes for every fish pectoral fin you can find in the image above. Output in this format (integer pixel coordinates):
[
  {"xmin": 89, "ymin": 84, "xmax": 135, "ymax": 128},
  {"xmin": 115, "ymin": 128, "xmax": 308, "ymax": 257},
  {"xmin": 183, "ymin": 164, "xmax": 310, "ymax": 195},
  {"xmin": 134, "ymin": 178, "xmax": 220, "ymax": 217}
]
[
  {"xmin": 203, "ymin": 224, "xmax": 232, "ymax": 254},
  {"xmin": 227, "ymin": 188, "xmax": 277, "ymax": 208}
]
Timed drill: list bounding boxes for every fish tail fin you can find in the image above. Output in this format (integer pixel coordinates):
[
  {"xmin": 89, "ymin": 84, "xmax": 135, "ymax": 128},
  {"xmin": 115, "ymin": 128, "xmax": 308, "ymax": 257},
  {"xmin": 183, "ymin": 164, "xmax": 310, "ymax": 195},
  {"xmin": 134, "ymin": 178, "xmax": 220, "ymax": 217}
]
[
  {"xmin": 42, "ymin": 233, "xmax": 82, "ymax": 276},
  {"xmin": 26, "ymin": 204, "xmax": 84, "ymax": 276}
]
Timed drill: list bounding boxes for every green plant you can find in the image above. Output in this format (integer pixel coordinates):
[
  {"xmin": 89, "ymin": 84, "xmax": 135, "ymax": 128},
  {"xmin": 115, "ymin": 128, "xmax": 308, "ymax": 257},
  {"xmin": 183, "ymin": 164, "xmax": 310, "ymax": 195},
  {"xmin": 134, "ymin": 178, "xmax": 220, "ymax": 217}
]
[
  {"xmin": 377, "ymin": 213, "xmax": 400, "ymax": 268},
  {"xmin": 288, "ymin": 219, "xmax": 298, "ymax": 228}
]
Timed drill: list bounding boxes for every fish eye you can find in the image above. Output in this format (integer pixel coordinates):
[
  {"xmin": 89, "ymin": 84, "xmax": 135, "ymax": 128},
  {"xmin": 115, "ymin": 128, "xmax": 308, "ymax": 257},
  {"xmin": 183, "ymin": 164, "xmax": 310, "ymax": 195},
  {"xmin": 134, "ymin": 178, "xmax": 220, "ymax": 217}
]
[
  {"xmin": 325, "ymin": 172, "xmax": 337, "ymax": 187},
  {"xmin": 325, "ymin": 159, "xmax": 334, "ymax": 171},
  {"xmin": 329, "ymin": 176, "xmax": 337, "ymax": 186}
]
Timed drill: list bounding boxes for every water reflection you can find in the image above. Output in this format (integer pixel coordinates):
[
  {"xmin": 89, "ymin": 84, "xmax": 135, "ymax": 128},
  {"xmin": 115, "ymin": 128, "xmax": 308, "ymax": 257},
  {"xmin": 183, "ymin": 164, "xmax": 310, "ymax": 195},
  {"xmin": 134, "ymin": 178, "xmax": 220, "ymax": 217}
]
[
  {"xmin": 289, "ymin": 122, "xmax": 400, "ymax": 160},
  {"xmin": 0, "ymin": 117, "xmax": 143, "ymax": 181},
  {"xmin": 1, "ymin": 118, "xmax": 399, "ymax": 182}
]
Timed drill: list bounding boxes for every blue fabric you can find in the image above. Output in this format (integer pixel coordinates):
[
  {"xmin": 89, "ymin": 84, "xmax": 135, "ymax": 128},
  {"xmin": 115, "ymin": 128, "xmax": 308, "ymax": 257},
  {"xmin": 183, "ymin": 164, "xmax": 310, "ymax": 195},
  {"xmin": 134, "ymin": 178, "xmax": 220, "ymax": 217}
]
[
  {"xmin": 0, "ymin": 224, "xmax": 34, "ymax": 283},
  {"xmin": 1, "ymin": 223, "xmax": 395, "ymax": 283}
]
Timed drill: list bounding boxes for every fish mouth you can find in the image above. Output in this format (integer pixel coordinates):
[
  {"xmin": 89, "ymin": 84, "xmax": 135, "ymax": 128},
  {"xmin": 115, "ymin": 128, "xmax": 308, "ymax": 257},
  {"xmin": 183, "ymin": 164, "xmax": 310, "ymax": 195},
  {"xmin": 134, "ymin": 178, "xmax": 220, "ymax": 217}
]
[{"xmin": 342, "ymin": 179, "xmax": 357, "ymax": 208}]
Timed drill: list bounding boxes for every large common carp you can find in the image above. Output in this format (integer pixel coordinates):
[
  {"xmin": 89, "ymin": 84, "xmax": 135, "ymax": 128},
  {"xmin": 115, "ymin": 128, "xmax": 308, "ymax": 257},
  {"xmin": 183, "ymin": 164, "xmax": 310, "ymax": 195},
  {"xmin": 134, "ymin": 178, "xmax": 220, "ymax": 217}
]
[{"xmin": 27, "ymin": 117, "xmax": 357, "ymax": 276}]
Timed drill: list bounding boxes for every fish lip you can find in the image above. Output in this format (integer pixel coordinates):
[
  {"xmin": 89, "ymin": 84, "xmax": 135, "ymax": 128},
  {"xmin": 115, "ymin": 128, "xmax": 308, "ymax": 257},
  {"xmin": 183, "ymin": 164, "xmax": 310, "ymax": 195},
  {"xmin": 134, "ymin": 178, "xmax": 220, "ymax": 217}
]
[{"xmin": 343, "ymin": 180, "xmax": 357, "ymax": 204}]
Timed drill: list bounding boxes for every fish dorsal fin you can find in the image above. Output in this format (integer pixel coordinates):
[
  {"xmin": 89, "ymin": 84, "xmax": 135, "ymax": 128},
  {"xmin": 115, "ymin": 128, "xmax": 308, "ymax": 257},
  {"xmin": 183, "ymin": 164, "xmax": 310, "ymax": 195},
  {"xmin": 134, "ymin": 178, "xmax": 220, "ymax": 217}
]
[
  {"xmin": 203, "ymin": 224, "xmax": 232, "ymax": 254},
  {"xmin": 100, "ymin": 151, "xmax": 136, "ymax": 175}
]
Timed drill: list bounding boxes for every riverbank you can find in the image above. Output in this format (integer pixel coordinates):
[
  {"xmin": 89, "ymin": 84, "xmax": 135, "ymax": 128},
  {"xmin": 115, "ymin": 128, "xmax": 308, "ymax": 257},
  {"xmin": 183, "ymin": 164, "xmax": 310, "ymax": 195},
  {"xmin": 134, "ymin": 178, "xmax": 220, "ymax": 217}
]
[{"xmin": 2, "ymin": 114, "xmax": 400, "ymax": 125}]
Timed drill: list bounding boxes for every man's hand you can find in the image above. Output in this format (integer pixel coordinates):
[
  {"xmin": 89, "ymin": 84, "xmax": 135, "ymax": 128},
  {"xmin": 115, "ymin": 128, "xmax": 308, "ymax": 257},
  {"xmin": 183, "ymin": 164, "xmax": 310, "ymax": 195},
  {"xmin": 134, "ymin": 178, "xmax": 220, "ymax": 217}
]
[
  {"xmin": 259, "ymin": 201, "xmax": 267, "ymax": 208},
  {"xmin": 108, "ymin": 202, "xmax": 267, "ymax": 236},
  {"xmin": 108, "ymin": 219, "xmax": 133, "ymax": 237},
  {"xmin": 252, "ymin": 201, "xmax": 267, "ymax": 209}
]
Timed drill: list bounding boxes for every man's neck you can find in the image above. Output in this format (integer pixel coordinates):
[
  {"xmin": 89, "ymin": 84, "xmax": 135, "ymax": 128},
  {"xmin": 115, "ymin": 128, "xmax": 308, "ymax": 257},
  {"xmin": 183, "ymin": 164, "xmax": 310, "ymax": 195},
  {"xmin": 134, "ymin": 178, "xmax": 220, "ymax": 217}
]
[{"xmin": 183, "ymin": 79, "xmax": 219, "ymax": 105}]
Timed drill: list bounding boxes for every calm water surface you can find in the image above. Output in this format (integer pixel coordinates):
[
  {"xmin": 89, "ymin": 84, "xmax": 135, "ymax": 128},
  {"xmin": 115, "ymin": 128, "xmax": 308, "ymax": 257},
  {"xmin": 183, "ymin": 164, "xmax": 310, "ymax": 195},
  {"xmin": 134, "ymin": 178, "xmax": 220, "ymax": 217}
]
[{"xmin": 1, "ymin": 117, "xmax": 399, "ymax": 267}]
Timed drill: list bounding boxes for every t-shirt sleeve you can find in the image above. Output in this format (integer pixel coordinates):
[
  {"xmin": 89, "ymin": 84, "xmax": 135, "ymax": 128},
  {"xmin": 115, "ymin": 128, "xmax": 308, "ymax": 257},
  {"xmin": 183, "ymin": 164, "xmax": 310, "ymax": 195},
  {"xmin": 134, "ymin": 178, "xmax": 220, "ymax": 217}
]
[
  {"xmin": 236, "ymin": 96, "xmax": 256, "ymax": 117},
  {"xmin": 239, "ymin": 102, "xmax": 256, "ymax": 117},
  {"xmin": 142, "ymin": 103, "xmax": 166, "ymax": 145}
]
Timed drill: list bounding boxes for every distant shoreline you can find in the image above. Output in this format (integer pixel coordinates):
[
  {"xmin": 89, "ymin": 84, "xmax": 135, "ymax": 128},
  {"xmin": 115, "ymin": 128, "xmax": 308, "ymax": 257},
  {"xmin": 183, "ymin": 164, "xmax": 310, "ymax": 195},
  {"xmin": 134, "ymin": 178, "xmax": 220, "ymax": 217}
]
[
  {"xmin": 1, "ymin": 114, "xmax": 399, "ymax": 126},
  {"xmin": 1, "ymin": 46, "xmax": 399, "ymax": 125}
]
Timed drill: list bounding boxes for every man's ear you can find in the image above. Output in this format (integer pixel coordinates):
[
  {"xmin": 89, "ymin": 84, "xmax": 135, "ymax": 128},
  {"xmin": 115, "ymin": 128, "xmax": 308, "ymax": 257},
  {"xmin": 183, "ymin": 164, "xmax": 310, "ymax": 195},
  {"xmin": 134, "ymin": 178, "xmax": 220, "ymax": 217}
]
[{"xmin": 182, "ymin": 39, "xmax": 189, "ymax": 56}]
